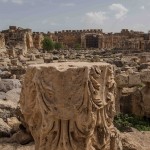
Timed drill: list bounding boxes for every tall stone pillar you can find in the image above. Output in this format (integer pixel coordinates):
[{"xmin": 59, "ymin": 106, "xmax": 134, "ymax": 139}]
[
  {"xmin": 20, "ymin": 62, "xmax": 121, "ymax": 150},
  {"xmin": 0, "ymin": 33, "xmax": 5, "ymax": 49},
  {"xmin": 98, "ymin": 35, "xmax": 101, "ymax": 49},
  {"xmin": 26, "ymin": 32, "xmax": 34, "ymax": 50},
  {"xmin": 81, "ymin": 34, "xmax": 86, "ymax": 49}
]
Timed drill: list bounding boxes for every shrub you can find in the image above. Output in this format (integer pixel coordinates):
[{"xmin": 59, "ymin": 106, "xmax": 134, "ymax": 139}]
[
  {"xmin": 114, "ymin": 113, "xmax": 150, "ymax": 131},
  {"xmin": 42, "ymin": 37, "xmax": 54, "ymax": 51},
  {"xmin": 54, "ymin": 42, "xmax": 63, "ymax": 50}
]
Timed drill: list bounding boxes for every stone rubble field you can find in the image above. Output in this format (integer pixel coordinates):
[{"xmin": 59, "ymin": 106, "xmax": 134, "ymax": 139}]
[{"xmin": 0, "ymin": 45, "xmax": 150, "ymax": 149}]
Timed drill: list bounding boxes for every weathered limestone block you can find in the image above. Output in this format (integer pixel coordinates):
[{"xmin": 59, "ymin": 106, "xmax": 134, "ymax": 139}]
[
  {"xmin": 43, "ymin": 53, "xmax": 53, "ymax": 63},
  {"xmin": 116, "ymin": 72, "xmax": 143, "ymax": 88},
  {"xmin": 130, "ymin": 84, "xmax": 150, "ymax": 118},
  {"xmin": 140, "ymin": 69, "xmax": 150, "ymax": 83},
  {"xmin": 130, "ymin": 89, "xmax": 144, "ymax": 117},
  {"xmin": 141, "ymin": 83, "xmax": 150, "ymax": 118},
  {"xmin": 44, "ymin": 57, "xmax": 53, "ymax": 63},
  {"xmin": 128, "ymin": 73, "xmax": 141, "ymax": 86},
  {"xmin": 116, "ymin": 73, "xmax": 129, "ymax": 87},
  {"xmin": 20, "ymin": 62, "xmax": 120, "ymax": 150},
  {"xmin": 140, "ymin": 55, "xmax": 150, "ymax": 63},
  {"xmin": 11, "ymin": 59, "xmax": 19, "ymax": 66}
]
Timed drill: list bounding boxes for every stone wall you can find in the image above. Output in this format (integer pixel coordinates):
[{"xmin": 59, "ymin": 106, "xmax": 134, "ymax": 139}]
[
  {"xmin": 55, "ymin": 29, "xmax": 150, "ymax": 50},
  {"xmin": 116, "ymin": 69, "xmax": 150, "ymax": 118},
  {"xmin": 55, "ymin": 29, "xmax": 103, "ymax": 48}
]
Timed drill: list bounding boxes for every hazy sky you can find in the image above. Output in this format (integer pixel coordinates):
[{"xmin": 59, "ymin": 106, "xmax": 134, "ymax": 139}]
[{"xmin": 0, "ymin": 0, "xmax": 150, "ymax": 33}]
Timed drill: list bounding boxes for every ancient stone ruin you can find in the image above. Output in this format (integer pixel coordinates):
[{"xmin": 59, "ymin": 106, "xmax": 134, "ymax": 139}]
[
  {"xmin": 0, "ymin": 25, "xmax": 150, "ymax": 150},
  {"xmin": 0, "ymin": 33, "xmax": 5, "ymax": 51},
  {"xmin": 1, "ymin": 26, "xmax": 44, "ymax": 54},
  {"xmin": 2, "ymin": 26, "xmax": 150, "ymax": 53},
  {"xmin": 20, "ymin": 62, "xmax": 121, "ymax": 150}
]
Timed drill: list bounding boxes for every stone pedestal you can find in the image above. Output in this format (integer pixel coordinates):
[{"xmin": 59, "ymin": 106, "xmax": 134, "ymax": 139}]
[{"xmin": 20, "ymin": 62, "xmax": 119, "ymax": 150}]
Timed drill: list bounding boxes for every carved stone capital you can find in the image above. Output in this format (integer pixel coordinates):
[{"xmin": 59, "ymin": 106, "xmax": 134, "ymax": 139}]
[{"xmin": 20, "ymin": 62, "xmax": 118, "ymax": 150}]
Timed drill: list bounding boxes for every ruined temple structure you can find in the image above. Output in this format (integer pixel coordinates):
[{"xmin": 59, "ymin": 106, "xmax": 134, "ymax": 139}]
[
  {"xmin": 1, "ymin": 26, "xmax": 150, "ymax": 51},
  {"xmin": 20, "ymin": 62, "xmax": 122, "ymax": 150},
  {"xmin": 2, "ymin": 26, "xmax": 33, "ymax": 53},
  {"xmin": 1, "ymin": 26, "xmax": 44, "ymax": 53},
  {"xmin": 55, "ymin": 29, "xmax": 150, "ymax": 50}
]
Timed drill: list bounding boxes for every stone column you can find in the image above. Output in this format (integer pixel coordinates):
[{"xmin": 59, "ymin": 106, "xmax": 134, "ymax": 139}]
[
  {"xmin": 26, "ymin": 32, "xmax": 34, "ymax": 49},
  {"xmin": 20, "ymin": 62, "xmax": 120, "ymax": 150},
  {"xmin": 0, "ymin": 33, "xmax": 5, "ymax": 50},
  {"xmin": 81, "ymin": 34, "xmax": 86, "ymax": 49}
]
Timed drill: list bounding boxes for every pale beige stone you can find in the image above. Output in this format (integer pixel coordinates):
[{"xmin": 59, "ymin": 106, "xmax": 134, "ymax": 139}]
[
  {"xmin": 128, "ymin": 72, "xmax": 141, "ymax": 86},
  {"xmin": 7, "ymin": 117, "xmax": 21, "ymax": 132},
  {"xmin": 116, "ymin": 73, "xmax": 129, "ymax": 87},
  {"xmin": 20, "ymin": 62, "xmax": 120, "ymax": 150},
  {"xmin": 121, "ymin": 130, "xmax": 150, "ymax": 150}
]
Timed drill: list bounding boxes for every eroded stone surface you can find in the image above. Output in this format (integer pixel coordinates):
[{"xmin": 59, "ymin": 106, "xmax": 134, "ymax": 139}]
[{"xmin": 20, "ymin": 62, "xmax": 120, "ymax": 150}]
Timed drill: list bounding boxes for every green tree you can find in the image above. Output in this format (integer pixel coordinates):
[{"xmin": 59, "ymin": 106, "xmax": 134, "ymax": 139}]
[
  {"xmin": 54, "ymin": 42, "xmax": 63, "ymax": 50},
  {"xmin": 42, "ymin": 37, "xmax": 54, "ymax": 51}
]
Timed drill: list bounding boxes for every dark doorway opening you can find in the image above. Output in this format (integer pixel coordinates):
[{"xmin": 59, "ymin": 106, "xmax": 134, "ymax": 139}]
[{"xmin": 86, "ymin": 35, "xmax": 99, "ymax": 48}]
